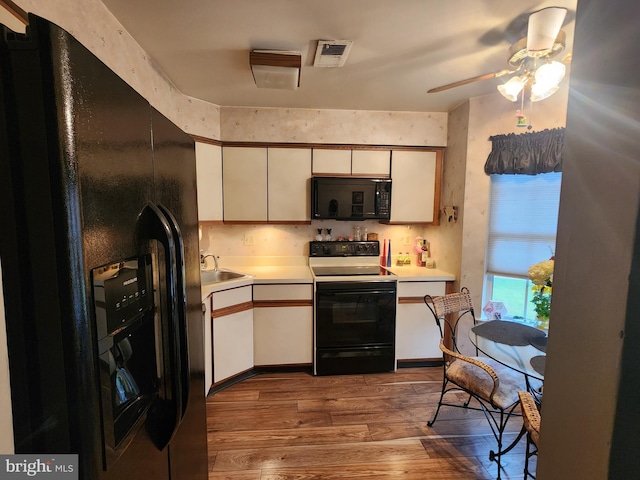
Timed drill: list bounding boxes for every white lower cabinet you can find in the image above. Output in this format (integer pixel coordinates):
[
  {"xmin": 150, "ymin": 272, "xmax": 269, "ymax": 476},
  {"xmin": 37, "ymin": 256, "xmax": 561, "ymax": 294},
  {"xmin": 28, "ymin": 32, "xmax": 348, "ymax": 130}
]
[
  {"xmin": 211, "ymin": 286, "xmax": 254, "ymax": 383},
  {"xmin": 396, "ymin": 281, "xmax": 447, "ymax": 360},
  {"xmin": 253, "ymin": 284, "xmax": 313, "ymax": 366}
]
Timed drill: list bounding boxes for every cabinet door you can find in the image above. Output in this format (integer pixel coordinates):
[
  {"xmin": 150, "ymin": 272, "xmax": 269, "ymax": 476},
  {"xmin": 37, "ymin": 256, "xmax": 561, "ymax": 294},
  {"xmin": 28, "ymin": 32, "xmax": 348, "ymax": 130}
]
[
  {"xmin": 253, "ymin": 284, "xmax": 313, "ymax": 365},
  {"xmin": 390, "ymin": 150, "xmax": 439, "ymax": 223},
  {"xmin": 213, "ymin": 309, "xmax": 254, "ymax": 383},
  {"xmin": 312, "ymin": 149, "xmax": 351, "ymax": 175},
  {"xmin": 396, "ymin": 282, "xmax": 446, "ymax": 360},
  {"xmin": 268, "ymin": 148, "xmax": 311, "ymax": 221},
  {"xmin": 253, "ymin": 306, "xmax": 313, "ymax": 365},
  {"xmin": 212, "ymin": 286, "xmax": 254, "ymax": 383},
  {"xmin": 222, "ymin": 147, "xmax": 267, "ymax": 221},
  {"xmin": 195, "ymin": 142, "xmax": 223, "ymax": 221},
  {"xmin": 351, "ymin": 150, "xmax": 391, "ymax": 176}
]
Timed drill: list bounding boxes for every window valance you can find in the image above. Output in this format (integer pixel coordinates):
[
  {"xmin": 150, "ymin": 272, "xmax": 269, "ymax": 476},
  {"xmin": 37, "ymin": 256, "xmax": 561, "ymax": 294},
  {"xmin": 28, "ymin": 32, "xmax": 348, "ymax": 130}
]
[{"xmin": 484, "ymin": 127, "xmax": 564, "ymax": 175}]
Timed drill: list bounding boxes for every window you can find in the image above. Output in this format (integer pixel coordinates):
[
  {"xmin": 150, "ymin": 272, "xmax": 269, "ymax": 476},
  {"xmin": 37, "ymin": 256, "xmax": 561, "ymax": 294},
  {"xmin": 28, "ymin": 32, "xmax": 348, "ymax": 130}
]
[{"xmin": 484, "ymin": 172, "xmax": 562, "ymax": 319}]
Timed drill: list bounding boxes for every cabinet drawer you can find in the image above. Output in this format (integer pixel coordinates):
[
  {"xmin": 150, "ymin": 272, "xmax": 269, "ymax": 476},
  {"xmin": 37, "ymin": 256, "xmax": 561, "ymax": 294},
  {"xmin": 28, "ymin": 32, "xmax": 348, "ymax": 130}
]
[
  {"xmin": 253, "ymin": 284, "xmax": 313, "ymax": 301},
  {"xmin": 212, "ymin": 285, "xmax": 252, "ymax": 309},
  {"xmin": 397, "ymin": 281, "xmax": 446, "ymax": 298}
]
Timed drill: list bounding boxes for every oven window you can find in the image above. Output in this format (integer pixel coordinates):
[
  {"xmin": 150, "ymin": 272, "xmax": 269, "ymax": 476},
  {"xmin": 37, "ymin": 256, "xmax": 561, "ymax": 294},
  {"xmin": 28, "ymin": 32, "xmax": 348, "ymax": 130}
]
[{"xmin": 331, "ymin": 297, "xmax": 379, "ymax": 324}]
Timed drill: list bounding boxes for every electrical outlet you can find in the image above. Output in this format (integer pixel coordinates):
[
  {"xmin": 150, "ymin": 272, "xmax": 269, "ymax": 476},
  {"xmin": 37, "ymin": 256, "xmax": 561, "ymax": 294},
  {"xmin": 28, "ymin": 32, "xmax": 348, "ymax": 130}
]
[
  {"xmin": 243, "ymin": 233, "xmax": 255, "ymax": 246},
  {"xmin": 402, "ymin": 235, "xmax": 411, "ymax": 246}
]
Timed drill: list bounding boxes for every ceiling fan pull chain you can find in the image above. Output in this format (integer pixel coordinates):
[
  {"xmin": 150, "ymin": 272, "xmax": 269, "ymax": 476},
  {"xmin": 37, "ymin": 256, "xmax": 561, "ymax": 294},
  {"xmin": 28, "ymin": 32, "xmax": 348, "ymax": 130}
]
[{"xmin": 516, "ymin": 94, "xmax": 527, "ymax": 128}]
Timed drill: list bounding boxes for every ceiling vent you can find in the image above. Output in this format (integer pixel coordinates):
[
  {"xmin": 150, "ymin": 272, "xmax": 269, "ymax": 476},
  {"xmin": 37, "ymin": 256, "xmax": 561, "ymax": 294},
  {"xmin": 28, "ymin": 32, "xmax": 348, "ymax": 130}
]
[{"xmin": 313, "ymin": 40, "xmax": 353, "ymax": 67}]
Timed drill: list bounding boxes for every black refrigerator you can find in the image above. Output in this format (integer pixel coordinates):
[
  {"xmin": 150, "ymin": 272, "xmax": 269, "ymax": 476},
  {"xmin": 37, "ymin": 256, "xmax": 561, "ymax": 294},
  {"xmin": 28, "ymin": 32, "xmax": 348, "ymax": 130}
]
[{"xmin": 0, "ymin": 14, "xmax": 208, "ymax": 480}]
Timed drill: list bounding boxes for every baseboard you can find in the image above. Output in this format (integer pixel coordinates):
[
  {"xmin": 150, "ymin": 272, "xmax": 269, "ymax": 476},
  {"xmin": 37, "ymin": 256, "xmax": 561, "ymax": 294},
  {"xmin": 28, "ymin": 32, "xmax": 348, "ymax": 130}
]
[
  {"xmin": 206, "ymin": 364, "xmax": 313, "ymax": 396},
  {"xmin": 253, "ymin": 364, "xmax": 313, "ymax": 374},
  {"xmin": 397, "ymin": 358, "xmax": 444, "ymax": 368},
  {"xmin": 206, "ymin": 361, "xmax": 441, "ymax": 396}
]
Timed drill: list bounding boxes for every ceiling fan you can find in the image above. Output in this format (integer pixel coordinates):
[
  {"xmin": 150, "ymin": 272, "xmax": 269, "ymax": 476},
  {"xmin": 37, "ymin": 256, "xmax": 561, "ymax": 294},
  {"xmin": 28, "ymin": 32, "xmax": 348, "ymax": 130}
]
[{"xmin": 428, "ymin": 7, "xmax": 570, "ymax": 102}]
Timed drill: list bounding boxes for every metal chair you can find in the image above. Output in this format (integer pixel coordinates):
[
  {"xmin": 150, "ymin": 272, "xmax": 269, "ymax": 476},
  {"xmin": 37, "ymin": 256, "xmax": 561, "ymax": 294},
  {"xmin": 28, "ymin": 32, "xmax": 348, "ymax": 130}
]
[
  {"xmin": 424, "ymin": 288, "xmax": 528, "ymax": 480},
  {"xmin": 518, "ymin": 391, "xmax": 540, "ymax": 478}
]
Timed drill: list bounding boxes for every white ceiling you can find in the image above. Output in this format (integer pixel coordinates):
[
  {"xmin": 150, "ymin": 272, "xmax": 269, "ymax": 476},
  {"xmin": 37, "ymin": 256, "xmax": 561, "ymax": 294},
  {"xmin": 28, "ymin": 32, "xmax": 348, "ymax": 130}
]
[{"xmin": 101, "ymin": 0, "xmax": 577, "ymax": 113}]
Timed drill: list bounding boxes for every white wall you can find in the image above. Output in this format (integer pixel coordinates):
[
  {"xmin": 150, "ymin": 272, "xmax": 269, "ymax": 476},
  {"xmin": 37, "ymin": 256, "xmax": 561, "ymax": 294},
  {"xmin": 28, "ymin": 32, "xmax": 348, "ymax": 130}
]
[
  {"xmin": 0, "ymin": 261, "xmax": 15, "ymax": 454},
  {"xmin": 221, "ymin": 106, "xmax": 447, "ymax": 146}
]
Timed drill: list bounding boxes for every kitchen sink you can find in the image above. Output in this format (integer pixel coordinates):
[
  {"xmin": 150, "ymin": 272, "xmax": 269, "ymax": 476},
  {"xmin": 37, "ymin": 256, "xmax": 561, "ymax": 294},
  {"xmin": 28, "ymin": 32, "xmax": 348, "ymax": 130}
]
[{"xmin": 201, "ymin": 269, "xmax": 247, "ymax": 284}]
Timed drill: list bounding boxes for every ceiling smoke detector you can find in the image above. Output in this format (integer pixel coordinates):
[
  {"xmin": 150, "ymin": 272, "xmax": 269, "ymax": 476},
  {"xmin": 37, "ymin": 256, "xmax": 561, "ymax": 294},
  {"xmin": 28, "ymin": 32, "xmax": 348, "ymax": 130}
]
[{"xmin": 313, "ymin": 40, "xmax": 353, "ymax": 67}]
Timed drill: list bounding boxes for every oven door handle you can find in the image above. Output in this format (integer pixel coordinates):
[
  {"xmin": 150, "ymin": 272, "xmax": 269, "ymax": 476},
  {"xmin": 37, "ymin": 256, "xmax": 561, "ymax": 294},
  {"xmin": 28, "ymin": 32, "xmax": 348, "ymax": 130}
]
[{"xmin": 319, "ymin": 290, "xmax": 396, "ymax": 297}]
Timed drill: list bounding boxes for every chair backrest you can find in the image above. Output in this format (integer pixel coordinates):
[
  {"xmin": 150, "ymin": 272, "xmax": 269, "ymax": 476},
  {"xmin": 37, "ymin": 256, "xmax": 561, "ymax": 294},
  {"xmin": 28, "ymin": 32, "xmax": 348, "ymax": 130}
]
[
  {"xmin": 424, "ymin": 287, "xmax": 476, "ymax": 353},
  {"xmin": 518, "ymin": 391, "xmax": 541, "ymax": 446}
]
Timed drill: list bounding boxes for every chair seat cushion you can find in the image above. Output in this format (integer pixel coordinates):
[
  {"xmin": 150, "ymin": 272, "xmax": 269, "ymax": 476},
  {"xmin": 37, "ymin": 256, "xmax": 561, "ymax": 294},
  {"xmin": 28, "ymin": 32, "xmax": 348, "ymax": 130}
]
[{"xmin": 446, "ymin": 356, "xmax": 528, "ymax": 409}]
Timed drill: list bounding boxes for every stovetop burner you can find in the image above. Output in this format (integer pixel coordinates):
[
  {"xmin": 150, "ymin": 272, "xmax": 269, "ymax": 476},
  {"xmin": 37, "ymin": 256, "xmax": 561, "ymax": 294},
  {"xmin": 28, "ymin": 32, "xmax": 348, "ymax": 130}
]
[
  {"xmin": 308, "ymin": 241, "xmax": 395, "ymax": 281},
  {"xmin": 311, "ymin": 265, "xmax": 394, "ymax": 277}
]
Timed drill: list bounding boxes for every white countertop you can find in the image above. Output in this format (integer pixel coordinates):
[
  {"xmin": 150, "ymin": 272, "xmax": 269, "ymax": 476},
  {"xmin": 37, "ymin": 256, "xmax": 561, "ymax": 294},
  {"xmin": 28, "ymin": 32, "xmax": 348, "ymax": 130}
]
[
  {"xmin": 384, "ymin": 266, "xmax": 456, "ymax": 281},
  {"xmin": 200, "ymin": 256, "xmax": 455, "ymax": 300}
]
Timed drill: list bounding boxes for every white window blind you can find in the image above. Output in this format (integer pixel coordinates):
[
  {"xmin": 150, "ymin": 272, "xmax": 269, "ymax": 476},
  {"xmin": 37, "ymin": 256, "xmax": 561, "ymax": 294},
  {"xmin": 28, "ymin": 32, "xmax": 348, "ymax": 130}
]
[{"xmin": 486, "ymin": 173, "xmax": 562, "ymax": 277}]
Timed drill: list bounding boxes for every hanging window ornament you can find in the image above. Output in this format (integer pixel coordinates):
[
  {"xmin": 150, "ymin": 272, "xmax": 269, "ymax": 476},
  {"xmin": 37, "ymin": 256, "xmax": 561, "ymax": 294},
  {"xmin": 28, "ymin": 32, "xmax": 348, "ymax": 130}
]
[{"xmin": 516, "ymin": 109, "xmax": 527, "ymax": 127}]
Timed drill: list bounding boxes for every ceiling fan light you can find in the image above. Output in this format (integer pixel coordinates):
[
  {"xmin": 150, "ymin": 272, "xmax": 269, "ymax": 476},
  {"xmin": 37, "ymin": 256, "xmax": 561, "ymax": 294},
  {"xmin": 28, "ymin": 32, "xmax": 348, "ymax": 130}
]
[
  {"xmin": 531, "ymin": 83, "xmax": 560, "ymax": 102},
  {"xmin": 535, "ymin": 61, "xmax": 566, "ymax": 88},
  {"xmin": 497, "ymin": 76, "xmax": 526, "ymax": 102}
]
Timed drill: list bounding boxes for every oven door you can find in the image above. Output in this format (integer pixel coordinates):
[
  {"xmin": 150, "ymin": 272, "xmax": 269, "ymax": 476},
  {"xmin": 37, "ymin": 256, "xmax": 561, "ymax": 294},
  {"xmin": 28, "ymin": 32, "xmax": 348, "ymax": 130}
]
[{"xmin": 315, "ymin": 281, "xmax": 396, "ymax": 348}]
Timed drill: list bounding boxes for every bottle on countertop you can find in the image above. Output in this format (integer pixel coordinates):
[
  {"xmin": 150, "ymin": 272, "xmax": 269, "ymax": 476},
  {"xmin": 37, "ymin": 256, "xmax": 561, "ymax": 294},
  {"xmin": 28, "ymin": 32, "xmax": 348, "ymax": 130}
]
[
  {"xmin": 404, "ymin": 252, "xmax": 411, "ymax": 265},
  {"xmin": 420, "ymin": 239, "xmax": 429, "ymax": 267},
  {"xmin": 396, "ymin": 252, "xmax": 404, "ymax": 266},
  {"xmin": 381, "ymin": 239, "xmax": 387, "ymax": 266},
  {"xmin": 425, "ymin": 254, "xmax": 436, "ymax": 269},
  {"xmin": 424, "ymin": 241, "xmax": 435, "ymax": 269},
  {"xmin": 386, "ymin": 240, "xmax": 391, "ymax": 267},
  {"xmin": 315, "ymin": 228, "xmax": 323, "ymax": 241}
]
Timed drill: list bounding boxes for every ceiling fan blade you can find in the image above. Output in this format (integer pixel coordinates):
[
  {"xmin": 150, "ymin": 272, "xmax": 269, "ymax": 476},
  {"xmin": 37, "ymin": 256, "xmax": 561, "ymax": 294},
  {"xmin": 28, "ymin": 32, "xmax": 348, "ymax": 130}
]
[
  {"xmin": 527, "ymin": 7, "xmax": 567, "ymax": 54},
  {"xmin": 428, "ymin": 69, "xmax": 512, "ymax": 93}
]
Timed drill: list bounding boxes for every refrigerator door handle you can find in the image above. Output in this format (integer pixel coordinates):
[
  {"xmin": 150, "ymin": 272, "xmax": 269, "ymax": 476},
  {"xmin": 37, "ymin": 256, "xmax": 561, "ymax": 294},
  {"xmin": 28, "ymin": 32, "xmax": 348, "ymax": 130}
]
[
  {"xmin": 157, "ymin": 203, "xmax": 190, "ymax": 418},
  {"xmin": 139, "ymin": 203, "xmax": 183, "ymax": 450}
]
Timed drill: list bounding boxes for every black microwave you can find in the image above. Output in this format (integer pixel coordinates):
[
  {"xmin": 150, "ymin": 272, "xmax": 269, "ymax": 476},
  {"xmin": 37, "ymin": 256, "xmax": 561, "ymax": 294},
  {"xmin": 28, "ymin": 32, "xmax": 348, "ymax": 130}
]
[{"xmin": 311, "ymin": 176, "xmax": 392, "ymax": 221}]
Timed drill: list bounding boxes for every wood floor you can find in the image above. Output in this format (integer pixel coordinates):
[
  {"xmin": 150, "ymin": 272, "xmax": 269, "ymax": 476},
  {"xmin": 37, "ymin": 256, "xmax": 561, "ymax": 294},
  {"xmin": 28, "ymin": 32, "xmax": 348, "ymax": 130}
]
[{"xmin": 206, "ymin": 367, "xmax": 534, "ymax": 480}]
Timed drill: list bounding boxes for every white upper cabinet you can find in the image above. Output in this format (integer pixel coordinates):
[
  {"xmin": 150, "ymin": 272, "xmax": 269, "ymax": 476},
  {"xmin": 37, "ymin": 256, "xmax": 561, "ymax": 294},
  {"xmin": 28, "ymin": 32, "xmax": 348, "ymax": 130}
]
[
  {"xmin": 222, "ymin": 147, "xmax": 268, "ymax": 221},
  {"xmin": 222, "ymin": 146, "xmax": 311, "ymax": 222},
  {"xmin": 268, "ymin": 148, "xmax": 311, "ymax": 221},
  {"xmin": 195, "ymin": 142, "xmax": 223, "ymax": 221},
  {"xmin": 312, "ymin": 148, "xmax": 391, "ymax": 176},
  {"xmin": 312, "ymin": 149, "xmax": 351, "ymax": 175},
  {"xmin": 390, "ymin": 150, "xmax": 441, "ymax": 224},
  {"xmin": 351, "ymin": 150, "xmax": 391, "ymax": 176}
]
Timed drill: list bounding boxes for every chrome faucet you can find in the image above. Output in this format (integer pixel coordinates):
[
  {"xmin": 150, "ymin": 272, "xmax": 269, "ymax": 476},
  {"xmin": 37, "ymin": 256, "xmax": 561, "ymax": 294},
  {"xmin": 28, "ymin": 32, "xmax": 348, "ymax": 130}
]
[{"xmin": 200, "ymin": 253, "xmax": 219, "ymax": 271}]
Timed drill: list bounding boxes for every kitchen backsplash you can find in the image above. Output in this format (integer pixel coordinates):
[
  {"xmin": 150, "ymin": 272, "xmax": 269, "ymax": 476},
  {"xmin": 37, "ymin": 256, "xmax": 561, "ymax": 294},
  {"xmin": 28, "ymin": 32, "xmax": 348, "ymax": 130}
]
[{"xmin": 199, "ymin": 221, "xmax": 455, "ymax": 271}]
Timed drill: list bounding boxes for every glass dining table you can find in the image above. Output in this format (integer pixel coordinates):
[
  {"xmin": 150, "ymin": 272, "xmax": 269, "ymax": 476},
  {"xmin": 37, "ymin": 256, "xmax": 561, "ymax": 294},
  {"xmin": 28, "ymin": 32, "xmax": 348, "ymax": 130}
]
[{"xmin": 469, "ymin": 319, "xmax": 547, "ymax": 382}]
